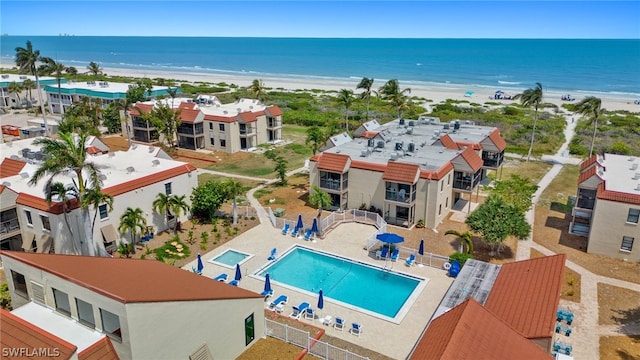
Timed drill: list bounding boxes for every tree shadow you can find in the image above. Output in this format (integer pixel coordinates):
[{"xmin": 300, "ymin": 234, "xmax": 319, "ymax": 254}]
[
  {"xmin": 544, "ymin": 213, "xmax": 588, "ymax": 252},
  {"xmin": 616, "ymin": 347, "xmax": 640, "ymax": 360},
  {"xmin": 611, "ymin": 306, "xmax": 640, "ymax": 331}
]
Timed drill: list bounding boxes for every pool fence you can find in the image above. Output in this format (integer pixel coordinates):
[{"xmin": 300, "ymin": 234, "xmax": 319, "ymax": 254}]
[
  {"xmin": 265, "ymin": 318, "xmax": 370, "ymax": 360},
  {"xmin": 267, "ymin": 208, "xmax": 451, "ymax": 270}
]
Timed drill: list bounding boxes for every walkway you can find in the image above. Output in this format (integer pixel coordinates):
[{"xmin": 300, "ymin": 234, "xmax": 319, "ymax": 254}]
[{"xmin": 514, "ymin": 113, "xmax": 640, "ymax": 359}]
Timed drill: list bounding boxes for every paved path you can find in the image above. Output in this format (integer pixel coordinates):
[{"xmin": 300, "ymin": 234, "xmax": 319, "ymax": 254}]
[{"xmin": 513, "ymin": 112, "xmax": 640, "ymax": 359}]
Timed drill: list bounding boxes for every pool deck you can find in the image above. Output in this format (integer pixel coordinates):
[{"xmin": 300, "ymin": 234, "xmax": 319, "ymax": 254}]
[{"xmin": 184, "ymin": 222, "xmax": 454, "ymax": 359}]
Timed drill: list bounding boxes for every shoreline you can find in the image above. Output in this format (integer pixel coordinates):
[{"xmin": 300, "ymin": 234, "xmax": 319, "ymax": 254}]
[
  {"xmin": 102, "ymin": 66, "xmax": 640, "ymax": 113},
  {"xmin": 2, "ymin": 60, "xmax": 639, "ymax": 112}
]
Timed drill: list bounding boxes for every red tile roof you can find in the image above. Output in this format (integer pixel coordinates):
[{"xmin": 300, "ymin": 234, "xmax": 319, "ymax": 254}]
[
  {"xmin": 78, "ymin": 337, "xmax": 119, "ymax": 360},
  {"xmin": 103, "ymin": 164, "xmax": 196, "ymax": 197},
  {"xmin": 458, "ymin": 146, "xmax": 484, "ymax": 172},
  {"xmin": 128, "ymin": 103, "xmax": 154, "ymax": 116},
  {"xmin": 239, "ymin": 111, "xmax": 259, "ymax": 123},
  {"xmin": 0, "ymin": 158, "xmax": 27, "ymax": 178},
  {"xmin": 203, "ymin": 114, "xmax": 237, "ymax": 123},
  {"xmin": 580, "ymin": 154, "xmax": 599, "ymax": 171},
  {"xmin": 266, "ymin": 106, "xmax": 283, "ymax": 117},
  {"xmin": 436, "ymin": 134, "xmax": 459, "ymax": 150},
  {"xmin": 409, "ymin": 299, "xmax": 551, "ymax": 360},
  {"xmin": 0, "ymin": 252, "xmax": 263, "ymax": 303},
  {"xmin": 86, "ymin": 146, "xmax": 103, "ymax": 155},
  {"xmin": 178, "ymin": 102, "xmax": 196, "ymax": 110},
  {"xmin": 597, "ymin": 183, "xmax": 640, "ymax": 205},
  {"xmin": 487, "ymin": 128, "xmax": 507, "ymax": 151},
  {"xmin": 16, "ymin": 193, "xmax": 80, "ymax": 215},
  {"xmin": 578, "ymin": 165, "xmax": 603, "ymax": 184},
  {"xmin": 484, "ymin": 254, "xmax": 566, "ymax": 340},
  {"xmin": 361, "ymin": 131, "xmax": 379, "ymax": 139},
  {"xmin": 421, "ymin": 162, "xmax": 454, "ymax": 181},
  {"xmin": 317, "ymin": 153, "xmax": 350, "ymax": 173},
  {"xmin": 455, "ymin": 141, "xmax": 483, "ymax": 151},
  {"xmin": 0, "ymin": 308, "xmax": 77, "ymax": 359},
  {"xmin": 349, "ymin": 159, "xmax": 388, "ymax": 173},
  {"xmin": 383, "ymin": 162, "xmax": 420, "ymax": 184},
  {"xmin": 178, "ymin": 108, "xmax": 201, "ymax": 123}
]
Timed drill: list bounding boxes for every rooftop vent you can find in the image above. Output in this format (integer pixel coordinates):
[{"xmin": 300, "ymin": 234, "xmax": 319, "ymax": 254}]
[
  {"xmin": 1, "ymin": 74, "xmax": 9, "ymax": 79},
  {"xmin": 399, "ymin": 119, "xmax": 405, "ymax": 126},
  {"xmin": 408, "ymin": 121, "xmax": 415, "ymax": 127},
  {"xmin": 2, "ymin": 181, "xmax": 11, "ymax": 187},
  {"xmin": 395, "ymin": 142, "xmax": 403, "ymax": 151},
  {"xmin": 633, "ymin": 173, "xmax": 640, "ymax": 180},
  {"xmin": 131, "ymin": 144, "xmax": 137, "ymax": 150},
  {"xmin": 454, "ymin": 121, "xmax": 461, "ymax": 130},
  {"xmin": 152, "ymin": 159, "xmax": 160, "ymax": 166},
  {"xmin": 126, "ymin": 166, "xmax": 135, "ymax": 173},
  {"xmin": 443, "ymin": 124, "xmax": 450, "ymax": 130},
  {"xmin": 406, "ymin": 127, "xmax": 413, "ymax": 135},
  {"xmin": 10, "ymin": 155, "xmax": 19, "ymax": 160},
  {"xmin": 108, "ymin": 152, "xmax": 116, "ymax": 157},
  {"xmin": 367, "ymin": 139, "xmax": 375, "ymax": 147},
  {"xmin": 390, "ymin": 152, "xmax": 401, "ymax": 161},
  {"xmin": 631, "ymin": 163, "xmax": 638, "ymax": 170},
  {"xmin": 360, "ymin": 150, "xmax": 369, "ymax": 157},
  {"xmin": 98, "ymin": 174, "xmax": 107, "ymax": 181},
  {"xmin": 19, "ymin": 75, "xmax": 27, "ymax": 80},
  {"xmin": 377, "ymin": 141, "xmax": 385, "ymax": 148},
  {"xmin": 408, "ymin": 143, "xmax": 415, "ymax": 152},
  {"xmin": 148, "ymin": 146, "xmax": 155, "ymax": 153},
  {"xmin": 628, "ymin": 157, "xmax": 635, "ymax": 161},
  {"xmin": 636, "ymin": 182, "xmax": 640, "ymax": 191},
  {"xmin": 20, "ymin": 172, "xmax": 29, "ymax": 179}
]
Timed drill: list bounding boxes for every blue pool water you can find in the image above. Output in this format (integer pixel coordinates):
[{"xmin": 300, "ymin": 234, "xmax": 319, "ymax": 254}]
[
  {"xmin": 258, "ymin": 247, "xmax": 422, "ymax": 319},
  {"xmin": 210, "ymin": 249, "xmax": 250, "ymax": 267}
]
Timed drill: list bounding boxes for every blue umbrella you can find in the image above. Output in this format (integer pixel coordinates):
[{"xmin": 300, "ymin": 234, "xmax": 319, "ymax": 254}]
[
  {"xmin": 264, "ymin": 274, "xmax": 272, "ymax": 294},
  {"xmin": 295, "ymin": 214, "xmax": 304, "ymax": 232},
  {"xmin": 317, "ymin": 289, "xmax": 324, "ymax": 310},
  {"xmin": 234, "ymin": 263, "xmax": 242, "ymax": 281},
  {"xmin": 197, "ymin": 253, "xmax": 204, "ymax": 273},
  {"xmin": 311, "ymin": 218, "xmax": 319, "ymax": 234},
  {"xmin": 418, "ymin": 239, "xmax": 424, "ymax": 256},
  {"xmin": 376, "ymin": 233, "xmax": 404, "ymax": 244}
]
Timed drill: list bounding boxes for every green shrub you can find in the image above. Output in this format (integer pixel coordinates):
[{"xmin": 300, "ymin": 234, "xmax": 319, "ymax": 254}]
[
  {"xmin": 449, "ymin": 251, "xmax": 474, "ymax": 266},
  {"xmin": 154, "ymin": 237, "xmax": 191, "ymax": 260}
]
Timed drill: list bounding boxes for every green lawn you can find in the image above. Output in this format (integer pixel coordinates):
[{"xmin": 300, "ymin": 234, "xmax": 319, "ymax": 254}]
[
  {"xmin": 197, "ymin": 173, "xmax": 263, "ymax": 189},
  {"xmin": 538, "ymin": 165, "xmax": 579, "ymax": 211},
  {"xmin": 489, "ymin": 159, "xmax": 553, "ymax": 184}
]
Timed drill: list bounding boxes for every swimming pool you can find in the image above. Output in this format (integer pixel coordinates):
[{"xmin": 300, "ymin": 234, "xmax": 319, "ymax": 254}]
[
  {"xmin": 208, "ymin": 249, "xmax": 252, "ymax": 268},
  {"xmin": 257, "ymin": 246, "xmax": 425, "ymax": 321}
]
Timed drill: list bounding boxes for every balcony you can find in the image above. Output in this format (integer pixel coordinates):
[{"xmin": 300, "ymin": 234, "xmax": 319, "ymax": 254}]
[
  {"xmin": 320, "ymin": 178, "xmax": 344, "ymax": 192},
  {"xmin": 482, "ymin": 151, "xmax": 504, "ymax": 168},
  {"xmin": 239, "ymin": 128, "xmax": 255, "ymax": 137},
  {"xmin": 0, "ymin": 218, "xmax": 20, "ymax": 236},
  {"xmin": 267, "ymin": 120, "xmax": 282, "ymax": 129},
  {"xmin": 453, "ymin": 171, "xmax": 481, "ymax": 191},
  {"xmin": 576, "ymin": 188, "xmax": 596, "ymax": 210},
  {"xmin": 569, "ymin": 221, "xmax": 590, "ymax": 237},
  {"xmin": 385, "ymin": 190, "xmax": 413, "ymax": 204},
  {"xmin": 132, "ymin": 119, "xmax": 154, "ymax": 129}
]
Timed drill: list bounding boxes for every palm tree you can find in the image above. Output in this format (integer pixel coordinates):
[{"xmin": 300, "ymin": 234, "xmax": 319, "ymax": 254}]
[
  {"xmin": 356, "ymin": 77, "xmax": 375, "ymax": 121},
  {"xmin": 248, "ymin": 79, "xmax": 266, "ymax": 102},
  {"xmin": 7, "ymin": 82, "xmax": 23, "ymax": 107},
  {"xmin": 337, "ymin": 89, "xmax": 354, "ymax": 132},
  {"xmin": 513, "ymin": 83, "xmax": 543, "ymax": 162},
  {"xmin": 118, "ymin": 207, "xmax": 146, "ymax": 255},
  {"xmin": 83, "ymin": 187, "xmax": 114, "ymax": 239},
  {"xmin": 153, "ymin": 192, "xmax": 174, "ymax": 232},
  {"xmin": 379, "ymin": 79, "xmax": 411, "ymax": 119},
  {"xmin": 15, "ymin": 41, "xmax": 49, "ymax": 134},
  {"xmin": 22, "ymin": 79, "xmax": 35, "ymax": 108},
  {"xmin": 165, "ymin": 80, "xmax": 179, "ymax": 108},
  {"xmin": 45, "ymin": 182, "xmax": 80, "ymax": 254},
  {"xmin": 87, "ymin": 61, "xmax": 103, "ymax": 78},
  {"xmin": 308, "ymin": 185, "xmax": 332, "ymax": 235},
  {"xmin": 223, "ymin": 179, "xmax": 244, "ymax": 225},
  {"xmin": 41, "ymin": 58, "xmax": 70, "ymax": 114},
  {"xmin": 170, "ymin": 195, "xmax": 190, "ymax": 232},
  {"xmin": 444, "ymin": 229, "xmax": 473, "ymax": 255},
  {"xmin": 573, "ymin": 96, "xmax": 605, "ymax": 156},
  {"xmin": 29, "ymin": 132, "xmax": 104, "ymax": 256},
  {"xmin": 66, "ymin": 66, "xmax": 78, "ymax": 80}
]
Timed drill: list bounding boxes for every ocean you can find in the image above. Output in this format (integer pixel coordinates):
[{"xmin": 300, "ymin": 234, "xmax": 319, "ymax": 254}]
[{"xmin": 1, "ymin": 36, "xmax": 639, "ymax": 97}]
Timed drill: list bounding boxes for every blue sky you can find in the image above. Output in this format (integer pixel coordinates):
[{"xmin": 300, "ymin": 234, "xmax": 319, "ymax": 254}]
[{"xmin": 1, "ymin": 1, "xmax": 639, "ymax": 38}]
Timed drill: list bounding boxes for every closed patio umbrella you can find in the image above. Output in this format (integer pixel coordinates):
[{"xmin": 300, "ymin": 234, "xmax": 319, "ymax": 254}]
[
  {"xmin": 418, "ymin": 239, "xmax": 425, "ymax": 267},
  {"xmin": 317, "ymin": 289, "xmax": 324, "ymax": 314},
  {"xmin": 197, "ymin": 253, "xmax": 204, "ymax": 274},
  {"xmin": 264, "ymin": 274, "xmax": 272, "ymax": 294},
  {"xmin": 235, "ymin": 263, "xmax": 242, "ymax": 281},
  {"xmin": 311, "ymin": 218, "xmax": 319, "ymax": 234},
  {"xmin": 295, "ymin": 214, "xmax": 304, "ymax": 232}
]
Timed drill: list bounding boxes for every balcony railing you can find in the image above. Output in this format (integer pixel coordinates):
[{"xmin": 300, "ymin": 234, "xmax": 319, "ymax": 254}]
[
  {"xmin": 385, "ymin": 190, "xmax": 413, "ymax": 203},
  {"xmin": 239, "ymin": 128, "xmax": 255, "ymax": 137},
  {"xmin": 320, "ymin": 179, "xmax": 344, "ymax": 191},
  {"xmin": 0, "ymin": 218, "xmax": 20, "ymax": 235},
  {"xmin": 482, "ymin": 154, "xmax": 504, "ymax": 168},
  {"xmin": 267, "ymin": 121, "xmax": 282, "ymax": 128}
]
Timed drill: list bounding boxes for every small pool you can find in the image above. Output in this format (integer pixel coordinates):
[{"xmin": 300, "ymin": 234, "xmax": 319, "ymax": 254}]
[
  {"xmin": 208, "ymin": 249, "xmax": 252, "ymax": 268},
  {"xmin": 257, "ymin": 246, "xmax": 425, "ymax": 321}
]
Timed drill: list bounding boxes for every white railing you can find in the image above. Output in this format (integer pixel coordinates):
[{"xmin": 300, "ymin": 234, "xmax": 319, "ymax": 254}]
[
  {"xmin": 265, "ymin": 319, "xmax": 369, "ymax": 360},
  {"xmin": 214, "ymin": 205, "xmax": 257, "ymax": 219}
]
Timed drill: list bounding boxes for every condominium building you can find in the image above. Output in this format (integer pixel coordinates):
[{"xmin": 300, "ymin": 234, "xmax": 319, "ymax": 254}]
[
  {"xmin": 0, "ymin": 137, "xmax": 196, "ymax": 256},
  {"xmin": 0, "ymin": 73, "xmax": 58, "ymax": 108},
  {"xmin": 571, "ymin": 153, "xmax": 640, "ymax": 261},
  {"xmin": 127, "ymin": 96, "xmax": 283, "ymax": 153},
  {"xmin": 1, "ymin": 251, "xmax": 264, "ymax": 360},
  {"xmin": 44, "ymin": 81, "xmax": 173, "ymax": 114},
  {"xmin": 309, "ymin": 118, "xmax": 506, "ymax": 228}
]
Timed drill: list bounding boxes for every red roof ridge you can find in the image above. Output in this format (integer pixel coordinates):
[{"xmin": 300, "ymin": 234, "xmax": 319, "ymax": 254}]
[
  {"xmin": 487, "ymin": 128, "xmax": 507, "ymax": 151},
  {"xmin": 436, "ymin": 134, "xmax": 460, "ymax": 150},
  {"xmin": 458, "ymin": 146, "xmax": 484, "ymax": 171},
  {"xmin": 383, "ymin": 161, "xmax": 420, "ymax": 184},
  {"xmin": 597, "ymin": 182, "xmax": 640, "ymax": 205},
  {"xmin": 78, "ymin": 336, "xmax": 119, "ymax": 360},
  {"xmin": 0, "ymin": 308, "xmax": 77, "ymax": 357},
  {"xmin": 317, "ymin": 153, "xmax": 350, "ymax": 173},
  {"xmin": 0, "ymin": 157, "xmax": 27, "ymax": 178},
  {"xmin": 103, "ymin": 164, "xmax": 196, "ymax": 197}
]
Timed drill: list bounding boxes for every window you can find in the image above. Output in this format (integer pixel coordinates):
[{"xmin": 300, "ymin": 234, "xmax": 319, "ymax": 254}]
[
  {"xmin": 440, "ymin": 181, "xmax": 444, "ymax": 192},
  {"xmin": 446, "ymin": 197, "xmax": 449, "ymax": 208},
  {"xmin": 25, "ymin": 210, "xmax": 33, "ymax": 225},
  {"xmin": 99, "ymin": 204, "xmax": 109, "ymax": 219},
  {"xmin": 40, "ymin": 215, "xmax": 51, "ymax": 231},
  {"xmin": 438, "ymin": 204, "xmax": 442, "ymax": 215},
  {"xmin": 627, "ymin": 208, "xmax": 640, "ymax": 224},
  {"xmin": 220, "ymin": 139, "xmax": 226, "ymax": 148},
  {"xmin": 165, "ymin": 182, "xmax": 172, "ymax": 195},
  {"xmin": 209, "ymin": 122, "xmax": 213, "ymax": 130},
  {"xmin": 11, "ymin": 270, "xmax": 27, "ymax": 298},
  {"xmin": 210, "ymin": 137, "xmax": 215, "ymax": 146},
  {"xmin": 76, "ymin": 298, "xmax": 95, "ymax": 328},
  {"xmin": 53, "ymin": 288, "xmax": 71, "ymax": 316},
  {"xmin": 245, "ymin": 313, "xmax": 255, "ymax": 346},
  {"xmin": 621, "ymin": 236, "xmax": 634, "ymax": 252},
  {"xmin": 219, "ymin": 124, "xmax": 225, "ymax": 131},
  {"xmin": 448, "ymin": 174, "xmax": 451, "ymax": 185},
  {"xmin": 100, "ymin": 308, "xmax": 122, "ymax": 341}
]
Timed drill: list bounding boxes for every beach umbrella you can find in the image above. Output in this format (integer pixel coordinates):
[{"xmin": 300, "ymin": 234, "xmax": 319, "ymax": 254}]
[
  {"xmin": 234, "ymin": 263, "xmax": 242, "ymax": 282},
  {"xmin": 264, "ymin": 274, "xmax": 272, "ymax": 294},
  {"xmin": 376, "ymin": 233, "xmax": 404, "ymax": 245},
  {"xmin": 295, "ymin": 214, "xmax": 304, "ymax": 232},
  {"xmin": 317, "ymin": 289, "xmax": 324, "ymax": 311},
  {"xmin": 311, "ymin": 218, "xmax": 319, "ymax": 234},
  {"xmin": 196, "ymin": 253, "xmax": 204, "ymax": 273}
]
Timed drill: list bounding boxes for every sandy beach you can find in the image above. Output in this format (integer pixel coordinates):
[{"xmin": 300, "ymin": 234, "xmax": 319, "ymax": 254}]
[{"xmin": 100, "ymin": 66, "xmax": 640, "ymax": 113}]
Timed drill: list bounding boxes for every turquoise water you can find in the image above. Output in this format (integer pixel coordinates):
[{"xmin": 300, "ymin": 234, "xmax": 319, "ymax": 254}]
[
  {"xmin": 258, "ymin": 246, "xmax": 421, "ymax": 318},
  {"xmin": 210, "ymin": 249, "xmax": 249, "ymax": 267},
  {"xmin": 1, "ymin": 36, "xmax": 639, "ymax": 96}
]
